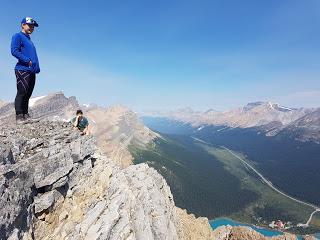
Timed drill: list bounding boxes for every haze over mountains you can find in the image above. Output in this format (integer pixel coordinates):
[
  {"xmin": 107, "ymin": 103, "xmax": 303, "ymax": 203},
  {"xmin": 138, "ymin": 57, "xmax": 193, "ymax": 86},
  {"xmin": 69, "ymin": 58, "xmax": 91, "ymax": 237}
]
[{"xmin": 142, "ymin": 101, "xmax": 320, "ymax": 144}]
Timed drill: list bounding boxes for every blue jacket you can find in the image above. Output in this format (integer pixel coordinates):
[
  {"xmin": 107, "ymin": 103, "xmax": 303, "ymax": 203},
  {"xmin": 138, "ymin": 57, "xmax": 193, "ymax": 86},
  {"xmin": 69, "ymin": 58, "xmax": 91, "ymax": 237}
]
[{"xmin": 11, "ymin": 32, "xmax": 40, "ymax": 73}]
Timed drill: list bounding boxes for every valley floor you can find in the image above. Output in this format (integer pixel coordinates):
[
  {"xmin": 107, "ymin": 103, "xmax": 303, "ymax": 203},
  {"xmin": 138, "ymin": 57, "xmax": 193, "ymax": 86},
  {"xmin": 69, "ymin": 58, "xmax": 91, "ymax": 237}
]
[
  {"xmin": 129, "ymin": 134, "xmax": 320, "ymax": 235},
  {"xmin": 197, "ymin": 141, "xmax": 320, "ymax": 235}
]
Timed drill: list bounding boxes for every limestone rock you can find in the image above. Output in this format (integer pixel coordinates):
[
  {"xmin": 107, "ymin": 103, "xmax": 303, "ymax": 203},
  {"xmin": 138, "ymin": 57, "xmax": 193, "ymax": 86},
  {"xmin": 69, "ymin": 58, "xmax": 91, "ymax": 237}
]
[
  {"xmin": 0, "ymin": 145, "xmax": 15, "ymax": 165},
  {"xmin": 175, "ymin": 207, "xmax": 217, "ymax": 240},
  {"xmin": 34, "ymin": 190, "xmax": 62, "ymax": 214},
  {"xmin": 34, "ymin": 158, "xmax": 179, "ymax": 240},
  {"xmin": 0, "ymin": 121, "xmax": 94, "ymax": 239}
]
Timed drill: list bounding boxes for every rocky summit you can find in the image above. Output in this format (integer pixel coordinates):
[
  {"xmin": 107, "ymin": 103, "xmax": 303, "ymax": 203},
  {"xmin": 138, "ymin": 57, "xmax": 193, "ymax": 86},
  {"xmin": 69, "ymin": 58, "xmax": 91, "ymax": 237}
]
[
  {"xmin": 0, "ymin": 96, "xmax": 303, "ymax": 240},
  {"xmin": 0, "ymin": 120, "xmax": 181, "ymax": 240}
]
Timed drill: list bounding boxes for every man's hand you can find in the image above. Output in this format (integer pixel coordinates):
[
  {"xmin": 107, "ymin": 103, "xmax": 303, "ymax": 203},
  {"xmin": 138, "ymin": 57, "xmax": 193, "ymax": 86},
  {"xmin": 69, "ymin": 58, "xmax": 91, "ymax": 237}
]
[
  {"xmin": 73, "ymin": 115, "xmax": 80, "ymax": 127},
  {"xmin": 28, "ymin": 61, "xmax": 32, "ymax": 67}
]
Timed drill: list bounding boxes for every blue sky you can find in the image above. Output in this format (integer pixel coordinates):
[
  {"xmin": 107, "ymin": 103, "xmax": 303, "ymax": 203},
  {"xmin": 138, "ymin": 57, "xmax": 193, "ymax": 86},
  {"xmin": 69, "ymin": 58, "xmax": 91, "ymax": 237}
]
[{"xmin": 1, "ymin": 0, "xmax": 320, "ymax": 111}]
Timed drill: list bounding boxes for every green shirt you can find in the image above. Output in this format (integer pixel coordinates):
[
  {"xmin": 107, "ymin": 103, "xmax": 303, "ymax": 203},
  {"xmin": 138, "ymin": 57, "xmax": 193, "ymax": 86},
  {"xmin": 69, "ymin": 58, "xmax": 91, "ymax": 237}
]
[{"xmin": 71, "ymin": 116, "xmax": 89, "ymax": 131}]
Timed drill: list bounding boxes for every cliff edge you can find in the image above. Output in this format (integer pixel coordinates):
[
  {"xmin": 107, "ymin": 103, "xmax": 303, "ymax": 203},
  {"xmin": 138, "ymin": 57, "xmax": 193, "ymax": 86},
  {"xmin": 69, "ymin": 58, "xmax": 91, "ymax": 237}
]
[
  {"xmin": 0, "ymin": 121, "xmax": 180, "ymax": 239},
  {"xmin": 0, "ymin": 94, "xmax": 302, "ymax": 239}
]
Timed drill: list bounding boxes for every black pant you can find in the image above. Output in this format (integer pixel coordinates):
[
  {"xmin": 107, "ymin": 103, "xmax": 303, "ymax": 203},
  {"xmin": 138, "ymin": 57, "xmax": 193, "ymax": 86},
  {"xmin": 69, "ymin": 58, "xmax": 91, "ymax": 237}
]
[{"xmin": 14, "ymin": 70, "xmax": 36, "ymax": 115}]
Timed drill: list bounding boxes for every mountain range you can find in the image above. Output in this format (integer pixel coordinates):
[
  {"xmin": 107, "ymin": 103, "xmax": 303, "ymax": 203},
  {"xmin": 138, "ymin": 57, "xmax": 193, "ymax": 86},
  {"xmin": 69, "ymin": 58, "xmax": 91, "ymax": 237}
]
[{"xmin": 142, "ymin": 102, "xmax": 320, "ymax": 144}]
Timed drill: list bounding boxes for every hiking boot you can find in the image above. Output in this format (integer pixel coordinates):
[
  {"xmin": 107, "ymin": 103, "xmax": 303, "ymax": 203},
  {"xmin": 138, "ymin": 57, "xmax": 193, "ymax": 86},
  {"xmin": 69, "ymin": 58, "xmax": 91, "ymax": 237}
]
[
  {"xmin": 22, "ymin": 113, "xmax": 40, "ymax": 124},
  {"xmin": 24, "ymin": 113, "xmax": 31, "ymax": 119},
  {"xmin": 16, "ymin": 114, "xmax": 26, "ymax": 124}
]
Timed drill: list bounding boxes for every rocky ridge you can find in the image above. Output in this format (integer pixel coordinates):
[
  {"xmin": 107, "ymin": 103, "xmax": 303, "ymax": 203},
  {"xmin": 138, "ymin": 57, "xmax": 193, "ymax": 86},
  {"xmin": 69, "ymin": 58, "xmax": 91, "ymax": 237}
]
[
  {"xmin": 0, "ymin": 94, "xmax": 306, "ymax": 239},
  {"xmin": 0, "ymin": 93, "xmax": 159, "ymax": 167},
  {"xmin": 0, "ymin": 92, "xmax": 79, "ymax": 123},
  {"xmin": 0, "ymin": 121, "xmax": 180, "ymax": 239}
]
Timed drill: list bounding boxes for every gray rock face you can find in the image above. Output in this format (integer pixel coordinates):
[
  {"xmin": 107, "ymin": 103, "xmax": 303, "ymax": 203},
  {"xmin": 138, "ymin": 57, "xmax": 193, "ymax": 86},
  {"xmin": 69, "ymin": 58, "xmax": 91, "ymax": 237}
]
[
  {"xmin": 0, "ymin": 145, "xmax": 14, "ymax": 165},
  {"xmin": 29, "ymin": 92, "xmax": 79, "ymax": 120},
  {"xmin": 34, "ymin": 190, "xmax": 62, "ymax": 214},
  {"xmin": 0, "ymin": 120, "xmax": 180, "ymax": 240},
  {"xmin": 79, "ymin": 163, "xmax": 178, "ymax": 240},
  {"xmin": 0, "ymin": 158, "xmax": 34, "ymax": 240},
  {"xmin": 0, "ymin": 92, "xmax": 80, "ymax": 124},
  {"xmin": 277, "ymin": 108, "xmax": 320, "ymax": 143},
  {"xmin": 32, "ymin": 155, "xmax": 179, "ymax": 240},
  {"xmin": 0, "ymin": 121, "xmax": 94, "ymax": 239}
]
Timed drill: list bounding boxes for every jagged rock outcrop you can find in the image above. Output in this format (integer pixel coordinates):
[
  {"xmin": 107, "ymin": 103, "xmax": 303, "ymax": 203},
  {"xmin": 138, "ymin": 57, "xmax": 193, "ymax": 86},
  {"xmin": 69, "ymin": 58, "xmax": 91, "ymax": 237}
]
[
  {"xmin": 174, "ymin": 208, "xmax": 217, "ymax": 239},
  {"xmin": 0, "ymin": 92, "xmax": 79, "ymax": 125},
  {"xmin": 0, "ymin": 121, "xmax": 94, "ymax": 239},
  {"xmin": 0, "ymin": 93, "xmax": 159, "ymax": 167},
  {"xmin": 28, "ymin": 92, "xmax": 79, "ymax": 121},
  {"xmin": 0, "ymin": 121, "xmax": 180, "ymax": 240},
  {"xmin": 33, "ymin": 158, "xmax": 179, "ymax": 239}
]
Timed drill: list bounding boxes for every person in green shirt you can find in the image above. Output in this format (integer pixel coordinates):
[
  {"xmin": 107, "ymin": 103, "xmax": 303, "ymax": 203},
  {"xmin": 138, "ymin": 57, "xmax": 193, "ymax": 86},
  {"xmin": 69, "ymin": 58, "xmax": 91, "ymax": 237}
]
[{"xmin": 70, "ymin": 109, "xmax": 90, "ymax": 135}]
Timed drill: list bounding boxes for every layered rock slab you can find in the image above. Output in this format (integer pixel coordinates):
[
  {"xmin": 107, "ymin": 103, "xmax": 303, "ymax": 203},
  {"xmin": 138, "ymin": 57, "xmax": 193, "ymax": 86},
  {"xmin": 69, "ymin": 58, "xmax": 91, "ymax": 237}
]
[
  {"xmin": 34, "ymin": 160, "xmax": 179, "ymax": 240},
  {"xmin": 0, "ymin": 121, "xmax": 179, "ymax": 240},
  {"xmin": 0, "ymin": 121, "xmax": 94, "ymax": 239}
]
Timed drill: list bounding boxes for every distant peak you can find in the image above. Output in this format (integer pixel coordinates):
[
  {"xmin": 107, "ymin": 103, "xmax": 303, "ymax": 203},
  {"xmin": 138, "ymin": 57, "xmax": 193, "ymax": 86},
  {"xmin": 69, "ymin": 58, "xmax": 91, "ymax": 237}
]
[
  {"xmin": 244, "ymin": 101, "xmax": 293, "ymax": 112},
  {"xmin": 204, "ymin": 108, "xmax": 218, "ymax": 114},
  {"xmin": 246, "ymin": 101, "xmax": 265, "ymax": 107}
]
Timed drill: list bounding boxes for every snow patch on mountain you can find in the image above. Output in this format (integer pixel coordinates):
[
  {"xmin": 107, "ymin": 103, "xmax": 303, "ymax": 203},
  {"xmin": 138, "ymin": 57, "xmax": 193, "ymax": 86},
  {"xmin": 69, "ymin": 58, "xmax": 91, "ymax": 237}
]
[{"xmin": 29, "ymin": 95, "xmax": 47, "ymax": 107}]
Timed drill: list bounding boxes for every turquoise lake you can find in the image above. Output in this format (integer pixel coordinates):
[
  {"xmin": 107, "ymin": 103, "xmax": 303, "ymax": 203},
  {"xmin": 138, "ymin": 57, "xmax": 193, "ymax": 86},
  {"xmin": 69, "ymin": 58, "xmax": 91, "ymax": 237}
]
[
  {"xmin": 209, "ymin": 218, "xmax": 283, "ymax": 237},
  {"xmin": 209, "ymin": 218, "xmax": 320, "ymax": 239}
]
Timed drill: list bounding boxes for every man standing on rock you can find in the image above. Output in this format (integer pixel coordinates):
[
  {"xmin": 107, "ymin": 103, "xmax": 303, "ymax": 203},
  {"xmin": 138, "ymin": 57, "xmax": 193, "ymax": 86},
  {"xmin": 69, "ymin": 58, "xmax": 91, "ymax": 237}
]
[{"xmin": 11, "ymin": 17, "xmax": 40, "ymax": 123}]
